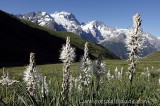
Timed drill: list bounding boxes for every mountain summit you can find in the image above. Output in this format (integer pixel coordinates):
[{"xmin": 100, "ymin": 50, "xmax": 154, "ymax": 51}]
[
  {"xmin": 0, "ymin": 10, "xmax": 117, "ymax": 66},
  {"xmin": 16, "ymin": 11, "xmax": 160, "ymax": 58},
  {"xmin": 81, "ymin": 20, "xmax": 116, "ymax": 41}
]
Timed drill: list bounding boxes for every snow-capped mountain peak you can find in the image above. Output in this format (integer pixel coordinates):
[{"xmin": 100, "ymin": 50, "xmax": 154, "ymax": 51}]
[
  {"xmin": 81, "ymin": 20, "xmax": 116, "ymax": 41},
  {"xmin": 51, "ymin": 11, "xmax": 76, "ymax": 20},
  {"xmin": 40, "ymin": 11, "xmax": 47, "ymax": 16},
  {"xmin": 15, "ymin": 11, "xmax": 160, "ymax": 58},
  {"xmin": 87, "ymin": 20, "xmax": 105, "ymax": 27},
  {"xmin": 49, "ymin": 11, "xmax": 82, "ymax": 35},
  {"xmin": 50, "ymin": 11, "xmax": 80, "ymax": 24}
]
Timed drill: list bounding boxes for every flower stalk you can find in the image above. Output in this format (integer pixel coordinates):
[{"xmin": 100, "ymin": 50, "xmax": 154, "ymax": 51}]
[
  {"xmin": 59, "ymin": 37, "xmax": 75, "ymax": 103},
  {"xmin": 126, "ymin": 13, "xmax": 143, "ymax": 100},
  {"xmin": 93, "ymin": 56, "xmax": 106, "ymax": 92},
  {"xmin": 77, "ymin": 42, "xmax": 92, "ymax": 91},
  {"xmin": 0, "ymin": 68, "xmax": 19, "ymax": 85},
  {"xmin": 127, "ymin": 13, "xmax": 143, "ymax": 84},
  {"xmin": 23, "ymin": 52, "xmax": 42, "ymax": 96}
]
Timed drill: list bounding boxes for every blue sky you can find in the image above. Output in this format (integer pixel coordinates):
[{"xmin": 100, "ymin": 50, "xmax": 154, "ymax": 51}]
[{"xmin": 0, "ymin": 0, "xmax": 160, "ymax": 36}]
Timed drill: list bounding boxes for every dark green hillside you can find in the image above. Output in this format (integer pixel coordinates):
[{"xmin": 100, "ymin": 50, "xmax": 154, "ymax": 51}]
[
  {"xmin": 0, "ymin": 10, "xmax": 117, "ymax": 67},
  {"xmin": 141, "ymin": 51, "xmax": 160, "ymax": 61}
]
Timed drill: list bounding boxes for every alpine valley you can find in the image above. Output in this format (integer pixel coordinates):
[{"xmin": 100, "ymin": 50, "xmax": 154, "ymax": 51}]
[{"xmin": 16, "ymin": 11, "xmax": 160, "ymax": 58}]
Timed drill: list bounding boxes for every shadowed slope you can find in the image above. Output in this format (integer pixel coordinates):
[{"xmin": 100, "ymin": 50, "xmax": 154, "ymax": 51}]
[{"xmin": 0, "ymin": 10, "xmax": 118, "ymax": 67}]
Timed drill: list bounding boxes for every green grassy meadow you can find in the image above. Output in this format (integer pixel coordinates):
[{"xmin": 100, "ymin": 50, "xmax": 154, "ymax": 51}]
[
  {"xmin": 1, "ymin": 59, "xmax": 160, "ymax": 80},
  {"xmin": 1, "ymin": 58, "xmax": 160, "ymax": 105},
  {"xmin": 1, "ymin": 57, "xmax": 159, "ymax": 104}
]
